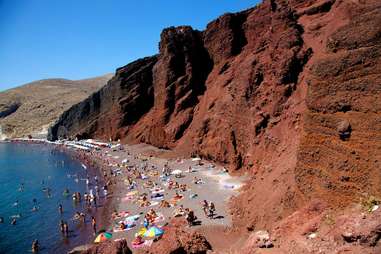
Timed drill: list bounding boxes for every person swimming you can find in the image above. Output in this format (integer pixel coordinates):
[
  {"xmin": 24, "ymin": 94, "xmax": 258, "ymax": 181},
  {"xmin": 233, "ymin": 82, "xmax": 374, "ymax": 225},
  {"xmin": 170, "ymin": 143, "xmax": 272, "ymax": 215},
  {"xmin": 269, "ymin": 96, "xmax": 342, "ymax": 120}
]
[
  {"xmin": 12, "ymin": 200, "xmax": 19, "ymax": 207},
  {"xmin": 63, "ymin": 188, "xmax": 70, "ymax": 196},
  {"xmin": 11, "ymin": 214, "xmax": 21, "ymax": 218}
]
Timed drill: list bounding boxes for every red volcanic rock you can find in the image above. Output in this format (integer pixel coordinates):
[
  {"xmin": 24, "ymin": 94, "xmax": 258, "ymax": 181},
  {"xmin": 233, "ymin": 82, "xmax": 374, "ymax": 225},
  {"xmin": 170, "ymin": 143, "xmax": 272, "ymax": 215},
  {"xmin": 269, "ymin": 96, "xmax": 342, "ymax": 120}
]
[
  {"xmin": 77, "ymin": 239, "xmax": 132, "ymax": 254},
  {"xmin": 49, "ymin": 1, "xmax": 381, "ymax": 252},
  {"xmin": 136, "ymin": 219, "xmax": 211, "ymax": 254}
]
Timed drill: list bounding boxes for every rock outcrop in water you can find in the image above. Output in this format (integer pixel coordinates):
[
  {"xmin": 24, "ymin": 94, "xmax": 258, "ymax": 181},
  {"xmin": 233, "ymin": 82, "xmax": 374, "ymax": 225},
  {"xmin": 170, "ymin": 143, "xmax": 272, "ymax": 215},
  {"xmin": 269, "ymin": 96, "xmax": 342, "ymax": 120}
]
[{"xmin": 50, "ymin": 0, "xmax": 381, "ymax": 252}]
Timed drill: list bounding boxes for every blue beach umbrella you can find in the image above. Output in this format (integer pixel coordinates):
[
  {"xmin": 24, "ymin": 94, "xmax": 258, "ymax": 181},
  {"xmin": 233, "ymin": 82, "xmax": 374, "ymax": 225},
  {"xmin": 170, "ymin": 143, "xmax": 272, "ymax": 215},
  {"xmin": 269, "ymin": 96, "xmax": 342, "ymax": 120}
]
[{"xmin": 143, "ymin": 226, "xmax": 164, "ymax": 238}]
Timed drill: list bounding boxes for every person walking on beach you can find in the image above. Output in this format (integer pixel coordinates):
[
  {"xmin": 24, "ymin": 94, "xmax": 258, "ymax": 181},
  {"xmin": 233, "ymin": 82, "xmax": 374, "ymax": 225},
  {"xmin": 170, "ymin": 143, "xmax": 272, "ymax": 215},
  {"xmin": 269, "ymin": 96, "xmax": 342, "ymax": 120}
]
[
  {"xmin": 58, "ymin": 204, "xmax": 63, "ymax": 214},
  {"xmin": 91, "ymin": 216, "xmax": 97, "ymax": 235},
  {"xmin": 201, "ymin": 200, "xmax": 209, "ymax": 217},
  {"xmin": 208, "ymin": 202, "xmax": 216, "ymax": 219}
]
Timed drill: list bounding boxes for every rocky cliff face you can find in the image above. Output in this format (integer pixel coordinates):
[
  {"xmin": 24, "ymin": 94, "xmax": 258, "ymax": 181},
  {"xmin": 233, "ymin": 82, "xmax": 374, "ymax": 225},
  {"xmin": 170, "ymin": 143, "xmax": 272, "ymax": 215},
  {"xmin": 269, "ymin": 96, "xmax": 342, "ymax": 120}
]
[
  {"xmin": 49, "ymin": 0, "xmax": 381, "ymax": 250},
  {"xmin": 0, "ymin": 75, "xmax": 111, "ymax": 139}
]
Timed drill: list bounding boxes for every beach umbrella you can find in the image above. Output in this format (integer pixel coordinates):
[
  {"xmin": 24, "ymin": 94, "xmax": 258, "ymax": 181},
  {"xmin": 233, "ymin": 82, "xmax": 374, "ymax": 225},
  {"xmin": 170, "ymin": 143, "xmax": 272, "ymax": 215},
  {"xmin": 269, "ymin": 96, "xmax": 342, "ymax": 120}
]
[
  {"xmin": 137, "ymin": 227, "xmax": 147, "ymax": 236},
  {"xmin": 143, "ymin": 226, "xmax": 164, "ymax": 238},
  {"xmin": 171, "ymin": 169, "xmax": 182, "ymax": 175},
  {"xmin": 94, "ymin": 232, "xmax": 112, "ymax": 243}
]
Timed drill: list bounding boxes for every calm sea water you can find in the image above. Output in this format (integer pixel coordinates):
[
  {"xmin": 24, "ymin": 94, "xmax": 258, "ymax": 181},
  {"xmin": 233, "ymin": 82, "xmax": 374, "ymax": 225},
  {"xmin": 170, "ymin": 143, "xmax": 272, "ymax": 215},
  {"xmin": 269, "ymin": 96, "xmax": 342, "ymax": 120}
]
[{"xmin": 0, "ymin": 143, "xmax": 95, "ymax": 254}]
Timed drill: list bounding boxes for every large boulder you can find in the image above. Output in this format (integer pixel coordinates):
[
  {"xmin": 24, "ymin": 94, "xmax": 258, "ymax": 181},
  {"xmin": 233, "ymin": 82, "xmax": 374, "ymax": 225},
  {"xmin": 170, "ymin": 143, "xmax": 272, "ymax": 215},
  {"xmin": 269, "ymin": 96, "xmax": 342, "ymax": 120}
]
[{"xmin": 137, "ymin": 219, "xmax": 212, "ymax": 254}]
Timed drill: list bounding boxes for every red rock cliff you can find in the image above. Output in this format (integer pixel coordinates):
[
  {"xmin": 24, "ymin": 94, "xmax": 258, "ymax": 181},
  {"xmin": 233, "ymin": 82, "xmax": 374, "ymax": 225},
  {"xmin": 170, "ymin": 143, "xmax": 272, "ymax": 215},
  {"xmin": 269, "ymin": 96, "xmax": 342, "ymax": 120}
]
[{"xmin": 49, "ymin": 0, "xmax": 381, "ymax": 236}]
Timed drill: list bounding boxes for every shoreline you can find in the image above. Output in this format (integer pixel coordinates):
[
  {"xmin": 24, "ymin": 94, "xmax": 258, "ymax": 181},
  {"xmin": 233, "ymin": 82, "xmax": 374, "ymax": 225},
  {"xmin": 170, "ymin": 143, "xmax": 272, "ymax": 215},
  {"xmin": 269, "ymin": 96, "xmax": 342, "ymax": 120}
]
[
  {"xmin": 3, "ymin": 138, "xmax": 245, "ymax": 252},
  {"xmin": 2, "ymin": 139, "xmax": 117, "ymax": 252}
]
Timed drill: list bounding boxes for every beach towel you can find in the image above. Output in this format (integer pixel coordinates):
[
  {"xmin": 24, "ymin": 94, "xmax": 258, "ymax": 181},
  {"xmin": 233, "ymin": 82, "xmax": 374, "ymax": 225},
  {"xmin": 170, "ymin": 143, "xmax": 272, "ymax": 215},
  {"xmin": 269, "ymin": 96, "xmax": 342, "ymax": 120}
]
[
  {"xmin": 150, "ymin": 188, "xmax": 165, "ymax": 194},
  {"xmin": 124, "ymin": 214, "xmax": 140, "ymax": 222},
  {"xmin": 113, "ymin": 211, "xmax": 130, "ymax": 219},
  {"xmin": 151, "ymin": 193, "xmax": 164, "ymax": 198},
  {"xmin": 153, "ymin": 213, "xmax": 165, "ymax": 223},
  {"xmin": 151, "ymin": 196, "xmax": 164, "ymax": 201},
  {"xmin": 113, "ymin": 223, "xmax": 136, "ymax": 232},
  {"xmin": 170, "ymin": 195, "xmax": 184, "ymax": 204},
  {"xmin": 131, "ymin": 240, "xmax": 153, "ymax": 249},
  {"xmin": 149, "ymin": 201, "xmax": 159, "ymax": 207}
]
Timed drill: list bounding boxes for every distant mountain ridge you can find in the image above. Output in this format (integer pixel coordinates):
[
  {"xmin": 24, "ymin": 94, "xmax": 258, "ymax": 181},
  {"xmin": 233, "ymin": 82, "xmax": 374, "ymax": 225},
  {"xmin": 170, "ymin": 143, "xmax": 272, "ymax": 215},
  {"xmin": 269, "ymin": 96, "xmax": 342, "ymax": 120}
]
[{"xmin": 0, "ymin": 74, "xmax": 112, "ymax": 139}]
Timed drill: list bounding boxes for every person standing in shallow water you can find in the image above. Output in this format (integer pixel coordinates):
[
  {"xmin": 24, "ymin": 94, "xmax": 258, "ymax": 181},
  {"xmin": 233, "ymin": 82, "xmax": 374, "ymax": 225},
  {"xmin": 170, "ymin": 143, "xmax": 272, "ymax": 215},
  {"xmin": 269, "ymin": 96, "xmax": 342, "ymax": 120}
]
[
  {"xmin": 63, "ymin": 222, "xmax": 69, "ymax": 237},
  {"xmin": 32, "ymin": 239, "xmax": 39, "ymax": 253},
  {"xmin": 91, "ymin": 216, "xmax": 96, "ymax": 235},
  {"xmin": 59, "ymin": 220, "xmax": 65, "ymax": 234},
  {"xmin": 58, "ymin": 204, "xmax": 63, "ymax": 214}
]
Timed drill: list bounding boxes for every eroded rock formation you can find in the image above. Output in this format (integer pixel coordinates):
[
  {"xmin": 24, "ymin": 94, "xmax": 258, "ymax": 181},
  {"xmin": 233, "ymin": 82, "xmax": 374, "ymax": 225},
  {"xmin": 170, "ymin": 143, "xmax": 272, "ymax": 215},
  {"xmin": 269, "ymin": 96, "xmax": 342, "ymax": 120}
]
[{"xmin": 49, "ymin": 0, "xmax": 381, "ymax": 252}]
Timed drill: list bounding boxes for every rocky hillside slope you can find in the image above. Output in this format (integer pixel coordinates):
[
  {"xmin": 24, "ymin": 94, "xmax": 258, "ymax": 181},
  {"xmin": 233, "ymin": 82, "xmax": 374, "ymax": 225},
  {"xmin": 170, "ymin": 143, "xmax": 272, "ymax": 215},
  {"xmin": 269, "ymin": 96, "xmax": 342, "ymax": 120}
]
[
  {"xmin": 50, "ymin": 0, "xmax": 381, "ymax": 252},
  {"xmin": 0, "ymin": 75, "xmax": 111, "ymax": 139}
]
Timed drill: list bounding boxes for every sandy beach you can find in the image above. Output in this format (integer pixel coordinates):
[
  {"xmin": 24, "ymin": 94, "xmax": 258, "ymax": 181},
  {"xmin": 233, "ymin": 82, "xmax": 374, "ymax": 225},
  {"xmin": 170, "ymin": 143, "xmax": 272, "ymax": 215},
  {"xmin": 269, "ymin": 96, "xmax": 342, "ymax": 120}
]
[
  {"xmin": 77, "ymin": 142, "xmax": 245, "ymax": 251},
  {"xmin": 6, "ymin": 139, "xmax": 246, "ymax": 252}
]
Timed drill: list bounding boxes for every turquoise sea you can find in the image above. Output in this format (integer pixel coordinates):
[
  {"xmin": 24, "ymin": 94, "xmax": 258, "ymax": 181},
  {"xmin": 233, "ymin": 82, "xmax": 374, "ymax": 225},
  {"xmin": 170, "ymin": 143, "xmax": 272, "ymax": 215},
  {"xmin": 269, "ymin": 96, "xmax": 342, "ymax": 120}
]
[{"xmin": 0, "ymin": 142, "xmax": 97, "ymax": 254}]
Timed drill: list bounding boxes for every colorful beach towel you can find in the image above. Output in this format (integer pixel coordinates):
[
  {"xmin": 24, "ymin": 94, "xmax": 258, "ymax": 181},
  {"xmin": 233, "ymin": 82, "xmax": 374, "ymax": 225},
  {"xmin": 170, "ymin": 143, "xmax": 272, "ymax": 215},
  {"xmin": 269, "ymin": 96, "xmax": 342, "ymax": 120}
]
[{"xmin": 131, "ymin": 239, "xmax": 153, "ymax": 249}]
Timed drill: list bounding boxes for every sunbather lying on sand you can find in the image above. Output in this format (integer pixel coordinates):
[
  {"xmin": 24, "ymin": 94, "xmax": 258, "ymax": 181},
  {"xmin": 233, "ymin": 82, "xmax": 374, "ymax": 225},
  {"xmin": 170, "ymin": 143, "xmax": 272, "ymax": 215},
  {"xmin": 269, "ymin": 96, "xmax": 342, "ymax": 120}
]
[
  {"xmin": 179, "ymin": 184, "xmax": 187, "ymax": 192},
  {"xmin": 132, "ymin": 235, "xmax": 144, "ymax": 246},
  {"xmin": 119, "ymin": 222, "xmax": 127, "ymax": 230},
  {"xmin": 173, "ymin": 205, "xmax": 185, "ymax": 217},
  {"xmin": 173, "ymin": 192, "xmax": 183, "ymax": 200},
  {"xmin": 143, "ymin": 180, "xmax": 154, "ymax": 188},
  {"xmin": 159, "ymin": 200, "xmax": 171, "ymax": 208},
  {"xmin": 138, "ymin": 195, "xmax": 151, "ymax": 207},
  {"xmin": 146, "ymin": 208, "xmax": 157, "ymax": 223},
  {"xmin": 112, "ymin": 210, "xmax": 129, "ymax": 219}
]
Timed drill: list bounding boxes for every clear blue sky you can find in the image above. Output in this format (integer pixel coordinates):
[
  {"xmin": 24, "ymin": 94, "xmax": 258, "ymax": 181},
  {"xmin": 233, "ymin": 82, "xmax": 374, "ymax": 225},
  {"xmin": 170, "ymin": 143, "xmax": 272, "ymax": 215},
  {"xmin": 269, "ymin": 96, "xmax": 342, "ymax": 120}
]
[{"xmin": 0, "ymin": 0, "xmax": 259, "ymax": 91}]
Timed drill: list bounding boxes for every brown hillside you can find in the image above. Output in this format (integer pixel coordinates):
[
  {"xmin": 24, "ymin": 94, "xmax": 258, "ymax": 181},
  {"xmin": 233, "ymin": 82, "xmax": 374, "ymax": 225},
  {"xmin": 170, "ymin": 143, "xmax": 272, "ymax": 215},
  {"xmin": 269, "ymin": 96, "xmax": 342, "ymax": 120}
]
[{"xmin": 0, "ymin": 74, "xmax": 111, "ymax": 139}]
